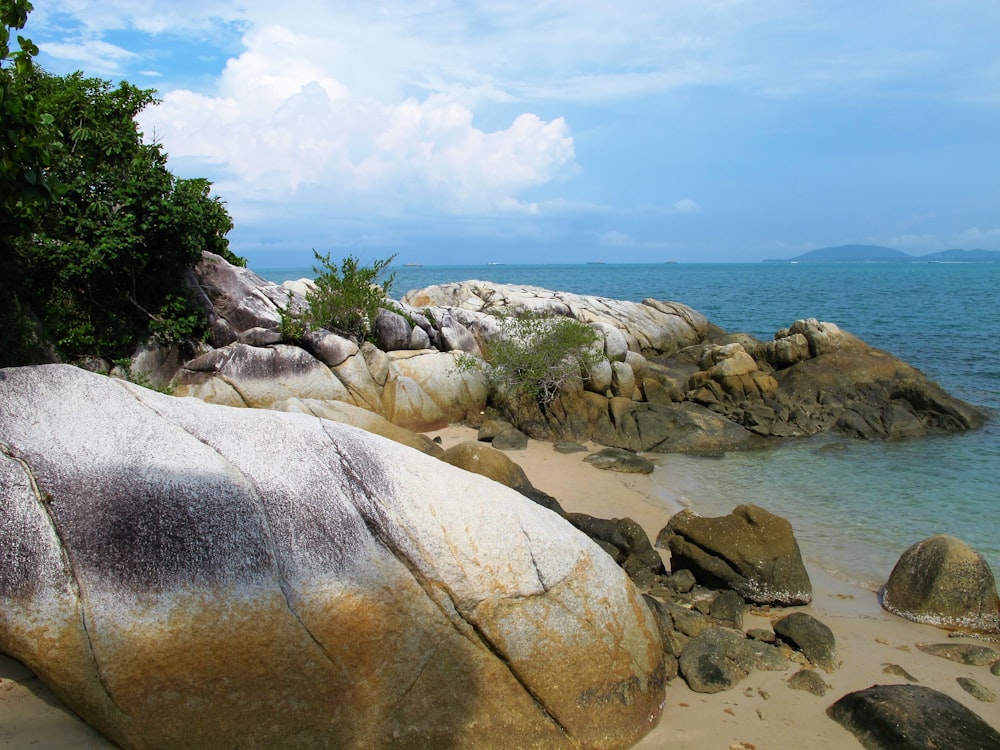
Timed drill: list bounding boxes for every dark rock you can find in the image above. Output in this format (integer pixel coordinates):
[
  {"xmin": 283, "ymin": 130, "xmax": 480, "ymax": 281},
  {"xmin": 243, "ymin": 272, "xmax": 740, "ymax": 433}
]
[
  {"xmin": 478, "ymin": 419, "xmax": 514, "ymax": 442},
  {"xmin": 827, "ymin": 684, "xmax": 1000, "ymax": 750},
  {"xmin": 788, "ymin": 669, "xmax": 829, "ymax": 696},
  {"xmin": 678, "ymin": 629, "xmax": 753, "ymax": 694},
  {"xmin": 659, "ymin": 602, "xmax": 711, "ymax": 638},
  {"xmin": 584, "ymin": 448, "xmax": 654, "ymax": 474},
  {"xmin": 992, "ymin": 660, "xmax": 1000, "ymax": 676},
  {"xmin": 881, "ymin": 535, "xmax": 1000, "ymax": 633},
  {"xmin": 678, "ymin": 628, "xmax": 786, "ymax": 694},
  {"xmin": 492, "ymin": 427, "xmax": 529, "ymax": 451},
  {"xmin": 915, "ymin": 642, "xmax": 998, "ymax": 666},
  {"xmin": 658, "ymin": 504, "xmax": 812, "ymax": 605},
  {"xmin": 192, "ymin": 251, "xmax": 284, "ymax": 345},
  {"xmin": 553, "ymin": 440, "xmax": 588, "ymax": 454},
  {"xmin": 773, "ymin": 612, "xmax": 836, "ymax": 670},
  {"xmin": 710, "ymin": 590, "xmax": 745, "ymax": 628},
  {"xmin": 747, "ymin": 628, "xmax": 776, "ymax": 644},
  {"xmin": 956, "ymin": 677, "xmax": 997, "ymax": 703},
  {"xmin": 374, "ymin": 308, "xmax": 413, "ymax": 351},
  {"xmin": 666, "ymin": 569, "xmax": 697, "ymax": 594}
]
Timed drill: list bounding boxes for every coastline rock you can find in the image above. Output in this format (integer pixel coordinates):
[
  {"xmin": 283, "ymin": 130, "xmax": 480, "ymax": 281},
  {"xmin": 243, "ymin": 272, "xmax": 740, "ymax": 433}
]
[
  {"xmin": 678, "ymin": 628, "xmax": 787, "ymax": 694},
  {"xmin": 827, "ymin": 684, "xmax": 1000, "ymax": 750},
  {"xmin": 915, "ymin": 642, "xmax": 998, "ymax": 666},
  {"xmin": 0, "ymin": 365, "xmax": 666, "ymax": 750},
  {"xmin": 880, "ymin": 535, "xmax": 1000, "ymax": 633},
  {"xmin": 788, "ymin": 669, "xmax": 829, "ymax": 696},
  {"xmin": 658, "ymin": 504, "xmax": 812, "ymax": 605}
]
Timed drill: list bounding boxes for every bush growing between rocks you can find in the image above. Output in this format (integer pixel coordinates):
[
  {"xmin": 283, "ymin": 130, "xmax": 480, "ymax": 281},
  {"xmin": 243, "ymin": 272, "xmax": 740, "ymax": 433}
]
[
  {"xmin": 280, "ymin": 251, "xmax": 396, "ymax": 344},
  {"xmin": 455, "ymin": 311, "xmax": 604, "ymax": 407}
]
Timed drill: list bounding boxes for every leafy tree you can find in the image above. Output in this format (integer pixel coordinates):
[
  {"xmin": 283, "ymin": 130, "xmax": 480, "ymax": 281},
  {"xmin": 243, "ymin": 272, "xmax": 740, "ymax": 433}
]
[
  {"xmin": 0, "ymin": 0, "xmax": 57, "ymax": 364},
  {"xmin": 286, "ymin": 250, "xmax": 397, "ymax": 343},
  {"xmin": 4, "ymin": 66, "xmax": 242, "ymax": 363},
  {"xmin": 455, "ymin": 311, "xmax": 603, "ymax": 407}
]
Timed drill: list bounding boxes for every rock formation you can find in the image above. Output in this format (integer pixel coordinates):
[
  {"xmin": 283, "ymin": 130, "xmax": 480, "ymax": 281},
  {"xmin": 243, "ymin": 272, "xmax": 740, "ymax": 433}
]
[{"xmin": 0, "ymin": 365, "xmax": 665, "ymax": 750}]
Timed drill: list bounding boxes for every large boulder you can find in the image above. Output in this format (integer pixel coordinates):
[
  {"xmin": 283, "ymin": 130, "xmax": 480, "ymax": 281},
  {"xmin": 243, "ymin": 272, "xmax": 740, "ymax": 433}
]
[
  {"xmin": 657, "ymin": 504, "xmax": 812, "ymax": 605},
  {"xmin": 880, "ymin": 535, "xmax": 1000, "ymax": 633},
  {"xmin": 0, "ymin": 365, "xmax": 666, "ymax": 750},
  {"xmin": 827, "ymin": 684, "xmax": 1000, "ymax": 749}
]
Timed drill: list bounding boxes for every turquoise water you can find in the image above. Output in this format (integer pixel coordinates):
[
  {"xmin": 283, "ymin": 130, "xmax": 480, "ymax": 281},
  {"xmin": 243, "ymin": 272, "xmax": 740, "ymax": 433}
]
[{"xmin": 257, "ymin": 262, "xmax": 1000, "ymax": 588}]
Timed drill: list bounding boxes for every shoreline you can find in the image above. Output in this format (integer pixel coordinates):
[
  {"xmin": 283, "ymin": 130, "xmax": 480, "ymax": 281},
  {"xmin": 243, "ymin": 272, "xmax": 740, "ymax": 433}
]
[
  {"xmin": 430, "ymin": 425, "xmax": 1000, "ymax": 748},
  {"xmin": 2, "ymin": 425, "xmax": 997, "ymax": 748}
]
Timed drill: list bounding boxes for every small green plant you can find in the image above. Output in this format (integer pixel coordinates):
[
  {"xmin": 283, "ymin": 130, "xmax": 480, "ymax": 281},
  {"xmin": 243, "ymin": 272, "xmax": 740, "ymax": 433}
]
[
  {"xmin": 299, "ymin": 250, "xmax": 397, "ymax": 342},
  {"xmin": 455, "ymin": 310, "xmax": 603, "ymax": 406}
]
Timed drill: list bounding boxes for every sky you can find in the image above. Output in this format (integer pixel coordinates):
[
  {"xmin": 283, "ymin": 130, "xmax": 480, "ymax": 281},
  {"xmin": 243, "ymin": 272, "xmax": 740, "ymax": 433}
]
[{"xmin": 24, "ymin": 1, "xmax": 1000, "ymax": 267}]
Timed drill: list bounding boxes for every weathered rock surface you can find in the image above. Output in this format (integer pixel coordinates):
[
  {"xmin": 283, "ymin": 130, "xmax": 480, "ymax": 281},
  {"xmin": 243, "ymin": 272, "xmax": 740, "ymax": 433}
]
[
  {"xmin": 0, "ymin": 365, "xmax": 665, "ymax": 750},
  {"xmin": 827, "ymin": 684, "xmax": 1000, "ymax": 750},
  {"xmin": 880, "ymin": 535, "xmax": 1000, "ymax": 633},
  {"xmin": 658, "ymin": 504, "xmax": 812, "ymax": 605},
  {"xmin": 401, "ymin": 282, "xmax": 710, "ymax": 356},
  {"xmin": 915, "ymin": 642, "xmax": 999, "ymax": 666}
]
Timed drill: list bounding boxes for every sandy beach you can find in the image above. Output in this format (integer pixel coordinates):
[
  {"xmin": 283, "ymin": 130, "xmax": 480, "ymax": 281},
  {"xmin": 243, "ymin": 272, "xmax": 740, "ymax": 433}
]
[{"xmin": 2, "ymin": 425, "xmax": 998, "ymax": 749}]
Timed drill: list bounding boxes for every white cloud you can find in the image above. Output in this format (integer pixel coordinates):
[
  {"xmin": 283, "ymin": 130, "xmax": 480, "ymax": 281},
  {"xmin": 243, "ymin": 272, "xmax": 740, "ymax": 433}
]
[
  {"xmin": 41, "ymin": 39, "xmax": 138, "ymax": 74},
  {"xmin": 669, "ymin": 198, "xmax": 702, "ymax": 214},
  {"xmin": 140, "ymin": 25, "xmax": 576, "ymax": 215}
]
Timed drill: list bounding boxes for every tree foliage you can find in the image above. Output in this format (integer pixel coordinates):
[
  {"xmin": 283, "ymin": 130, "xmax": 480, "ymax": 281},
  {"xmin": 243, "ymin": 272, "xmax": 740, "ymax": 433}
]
[
  {"xmin": 456, "ymin": 311, "xmax": 603, "ymax": 407},
  {"xmin": 1, "ymin": 49, "xmax": 242, "ymax": 364},
  {"xmin": 285, "ymin": 250, "xmax": 397, "ymax": 343}
]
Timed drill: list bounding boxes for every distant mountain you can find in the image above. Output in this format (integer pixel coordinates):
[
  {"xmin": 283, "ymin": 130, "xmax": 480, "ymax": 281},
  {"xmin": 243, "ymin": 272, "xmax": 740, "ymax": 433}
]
[
  {"xmin": 919, "ymin": 248, "xmax": 1000, "ymax": 262},
  {"xmin": 764, "ymin": 244, "xmax": 1000, "ymax": 263},
  {"xmin": 764, "ymin": 245, "xmax": 912, "ymax": 263}
]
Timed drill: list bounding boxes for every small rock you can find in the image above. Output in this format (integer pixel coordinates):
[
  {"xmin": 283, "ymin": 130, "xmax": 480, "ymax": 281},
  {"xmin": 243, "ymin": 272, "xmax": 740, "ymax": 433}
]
[
  {"xmin": 584, "ymin": 447, "xmax": 654, "ymax": 474},
  {"xmin": 553, "ymin": 440, "xmax": 588, "ymax": 454},
  {"xmin": 916, "ymin": 642, "xmax": 998, "ymax": 666},
  {"xmin": 957, "ymin": 677, "xmax": 997, "ymax": 703},
  {"xmin": 666, "ymin": 569, "xmax": 697, "ymax": 594},
  {"xmin": 491, "ymin": 426, "xmax": 528, "ymax": 450},
  {"xmin": 678, "ymin": 629, "xmax": 753, "ymax": 694},
  {"xmin": 992, "ymin": 660, "xmax": 1000, "ymax": 676},
  {"xmin": 711, "ymin": 590, "xmax": 746, "ymax": 628},
  {"xmin": 881, "ymin": 663, "xmax": 919, "ymax": 682},
  {"xmin": 746, "ymin": 628, "xmax": 776, "ymax": 644},
  {"xmin": 788, "ymin": 669, "xmax": 829, "ymax": 696},
  {"xmin": 774, "ymin": 612, "xmax": 837, "ymax": 670}
]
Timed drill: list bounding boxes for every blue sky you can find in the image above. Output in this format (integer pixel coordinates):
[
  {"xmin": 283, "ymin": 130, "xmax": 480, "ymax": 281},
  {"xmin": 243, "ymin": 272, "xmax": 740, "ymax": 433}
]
[{"xmin": 25, "ymin": 1, "xmax": 1000, "ymax": 267}]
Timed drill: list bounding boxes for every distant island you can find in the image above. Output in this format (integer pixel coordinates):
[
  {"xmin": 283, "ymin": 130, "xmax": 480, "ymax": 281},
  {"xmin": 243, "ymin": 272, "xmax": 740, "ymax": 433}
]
[{"xmin": 763, "ymin": 244, "xmax": 1000, "ymax": 263}]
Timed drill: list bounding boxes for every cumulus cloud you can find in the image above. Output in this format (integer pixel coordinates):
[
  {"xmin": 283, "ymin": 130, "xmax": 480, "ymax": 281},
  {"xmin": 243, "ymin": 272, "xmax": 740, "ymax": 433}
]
[
  {"xmin": 140, "ymin": 25, "xmax": 575, "ymax": 215},
  {"xmin": 41, "ymin": 39, "xmax": 138, "ymax": 75}
]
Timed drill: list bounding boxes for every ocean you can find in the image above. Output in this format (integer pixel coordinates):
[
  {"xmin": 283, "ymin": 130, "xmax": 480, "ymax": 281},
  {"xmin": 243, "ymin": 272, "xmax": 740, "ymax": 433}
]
[{"xmin": 256, "ymin": 261, "xmax": 1000, "ymax": 590}]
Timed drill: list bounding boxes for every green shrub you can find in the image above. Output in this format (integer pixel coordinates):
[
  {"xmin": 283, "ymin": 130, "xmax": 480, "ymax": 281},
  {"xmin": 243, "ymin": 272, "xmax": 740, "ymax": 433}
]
[
  {"xmin": 293, "ymin": 250, "xmax": 397, "ymax": 343},
  {"xmin": 456, "ymin": 311, "xmax": 603, "ymax": 406}
]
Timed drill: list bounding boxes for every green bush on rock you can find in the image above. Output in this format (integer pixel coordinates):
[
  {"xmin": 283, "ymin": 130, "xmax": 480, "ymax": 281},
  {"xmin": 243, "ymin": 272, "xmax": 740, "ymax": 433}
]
[{"xmin": 455, "ymin": 311, "xmax": 603, "ymax": 407}]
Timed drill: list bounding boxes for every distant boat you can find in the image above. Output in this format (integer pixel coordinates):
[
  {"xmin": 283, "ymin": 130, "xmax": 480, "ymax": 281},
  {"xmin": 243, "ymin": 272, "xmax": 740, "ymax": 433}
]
[
  {"xmin": 587, "ymin": 261, "xmax": 606, "ymax": 265},
  {"xmin": 403, "ymin": 263, "xmax": 422, "ymax": 267},
  {"xmin": 486, "ymin": 262, "xmax": 504, "ymax": 266},
  {"xmin": 664, "ymin": 260, "xmax": 678, "ymax": 264}
]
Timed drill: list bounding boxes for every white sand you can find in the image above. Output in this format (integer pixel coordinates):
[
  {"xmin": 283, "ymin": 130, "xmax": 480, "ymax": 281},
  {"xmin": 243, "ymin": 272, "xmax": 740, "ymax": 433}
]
[{"xmin": 2, "ymin": 425, "xmax": 998, "ymax": 748}]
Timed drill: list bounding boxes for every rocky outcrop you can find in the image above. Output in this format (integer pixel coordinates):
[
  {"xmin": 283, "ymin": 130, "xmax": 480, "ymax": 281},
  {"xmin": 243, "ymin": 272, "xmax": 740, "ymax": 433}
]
[
  {"xmin": 657, "ymin": 504, "xmax": 812, "ymax": 605},
  {"xmin": 0, "ymin": 365, "xmax": 666, "ymax": 750},
  {"xmin": 880, "ymin": 535, "xmax": 1000, "ymax": 633},
  {"xmin": 827, "ymin": 684, "xmax": 1000, "ymax": 749}
]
